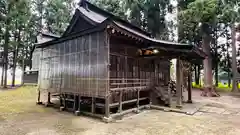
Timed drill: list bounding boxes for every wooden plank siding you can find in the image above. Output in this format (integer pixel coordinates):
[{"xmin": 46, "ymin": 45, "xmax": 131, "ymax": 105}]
[
  {"xmin": 109, "ymin": 37, "xmax": 171, "ymax": 104},
  {"xmin": 39, "ymin": 31, "xmax": 109, "ymax": 98}
]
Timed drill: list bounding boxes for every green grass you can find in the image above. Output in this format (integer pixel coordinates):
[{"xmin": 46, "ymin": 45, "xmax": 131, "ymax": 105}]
[
  {"xmin": 192, "ymin": 82, "xmax": 237, "ymax": 92},
  {"xmin": 0, "ymin": 86, "xmax": 47, "ymax": 119}
]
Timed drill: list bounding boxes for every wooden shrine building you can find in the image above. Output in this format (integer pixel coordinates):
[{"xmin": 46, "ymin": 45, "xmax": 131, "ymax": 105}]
[{"xmin": 35, "ymin": 1, "xmax": 206, "ymax": 121}]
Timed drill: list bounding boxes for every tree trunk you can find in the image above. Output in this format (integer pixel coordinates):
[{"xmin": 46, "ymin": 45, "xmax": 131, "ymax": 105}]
[
  {"xmin": 196, "ymin": 65, "xmax": 200, "ymax": 85},
  {"xmin": 201, "ymin": 34, "xmax": 219, "ymax": 97},
  {"xmin": 12, "ymin": 27, "xmax": 20, "ymax": 87},
  {"xmin": 29, "ymin": 48, "xmax": 33, "ymax": 70},
  {"xmin": 226, "ymin": 26, "xmax": 231, "ymax": 88},
  {"xmin": 3, "ymin": 19, "xmax": 10, "ymax": 88},
  {"xmin": 21, "ymin": 48, "xmax": 25, "ymax": 86},
  {"xmin": 228, "ymin": 71, "xmax": 231, "ymax": 88},
  {"xmin": 231, "ymin": 23, "xmax": 238, "ymax": 92},
  {"xmin": 214, "ymin": 61, "xmax": 218, "ymax": 87},
  {"xmin": 202, "ymin": 34, "xmax": 212, "ymax": 88},
  {"xmin": 214, "ymin": 41, "xmax": 218, "ymax": 87},
  {"xmin": 194, "ymin": 65, "xmax": 197, "ymax": 84},
  {"xmin": 12, "ymin": 49, "xmax": 18, "ymax": 87},
  {"xmin": 1, "ymin": 66, "xmax": 4, "ymax": 86}
]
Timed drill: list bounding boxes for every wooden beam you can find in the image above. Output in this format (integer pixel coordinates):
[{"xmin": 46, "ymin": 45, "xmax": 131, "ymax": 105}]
[
  {"xmin": 110, "ymin": 105, "xmax": 148, "ymax": 118},
  {"xmin": 110, "ymin": 86, "xmax": 148, "ymax": 91},
  {"xmin": 110, "ymin": 97, "xmax": 148, "ymax": 108}
]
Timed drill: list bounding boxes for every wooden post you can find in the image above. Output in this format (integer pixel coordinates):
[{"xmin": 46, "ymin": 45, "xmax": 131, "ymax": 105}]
[
  {"xmin": 91, "ymin": 97, "xmax": 95, "ymax": 114},
  {"xmin": 78, "ymin": 96, "xmax": 81, "ymax": 111},
  {"xmin": 176, "ymin": 58, "xmax": 182, "ymax": 108},
  {"xmin": 105, "ymin": 95, "xmax": 110, "ymax": 117},
  {"xmin": 60, "ymin": 94, "xmax": 63, "ymax": 106},
  {"xmin": 187, "ymin": 71, "xmax": 192, "ymax": 103},
  {"xmin": 47, "ymin": 92, "xmax": 51, "ymax": 104},
  {"xmin": 167, "ymin": 83, "xmax": 172, "ymax": 107},
  {"xmin": 36, "ymin": 89, "xmax": 41, "ymax": 104},
  {"xmin": 74, "ymin": 95, "xmax": 81, "ymax": 115},
  {"xmin": 73, "ymin": 94, "xmax": 77, "ymax": 111},
  {"xmin": 137, "ymin": 89, "xmax": 140, "ymax": 109},
  {"xmin": 64, "ymin": 94, "xmax": 67, "ymax": 109},
  {"xmin": 119, "ymin": 90, "xmax": 123, "ymax": 113}
]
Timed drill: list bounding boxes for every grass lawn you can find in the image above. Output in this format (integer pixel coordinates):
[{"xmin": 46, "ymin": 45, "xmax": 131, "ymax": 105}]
[
  {"xmin": 192, "ymin": 82, "xmax": 235, "ymax": 92},
  {"xmin": 0, "ymin": 86, "xmax": 47, "ymax": 119}
]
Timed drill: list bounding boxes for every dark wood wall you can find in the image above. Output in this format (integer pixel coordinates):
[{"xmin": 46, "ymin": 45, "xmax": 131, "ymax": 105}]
[
  {"xmin": 109, "ymin": 42, "xmax": 170, "ymax": 87},
  {"xmin": 39, "ymin": 31, "xmax": 109, "ymax": 98},
  {"xmin": 109, "ymin": 38, "xmax": 170, "ymax": 104}
]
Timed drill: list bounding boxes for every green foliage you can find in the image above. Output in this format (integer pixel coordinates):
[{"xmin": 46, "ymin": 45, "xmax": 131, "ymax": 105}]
[
  {"xmin": 44, "ymin": 0, "xmax": 74, "ymax": 35},
  {"xmin": 92, "ymin": 0, "xmax": 171, "ymax": 40},
  {"xmin": 93, "ymin": 0, "xmax": 127, "ymax": 20},
  {"xmin": 178, "ymin": 0, "xmax": 218, "ymax": 43},
  {"xmin": 0, "ymin": 0, "xmax": 75, "ymax": 86}
]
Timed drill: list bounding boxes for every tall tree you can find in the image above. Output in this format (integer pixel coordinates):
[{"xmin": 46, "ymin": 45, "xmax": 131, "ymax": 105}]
[
  {"xmin": 44, "ymin": 0, "xmax": 74, "ymax": 35},
  {"xmin": 220, "ymin": 0, "xmax": 240, "ymax": 91},
  {"xmin": 93, "ymin": 0, "xmax": 127, "ymax": 19},
  {"xmin": 179, "ymin": 0, "xmax": 218, "ymax": 93},
  {"xmin": 1, "ymin": 0, "xmax": 16, "ymax": 88},
  {"xmin": 10, "ymin": 0, "xmax": 31, "ymax": 86}
]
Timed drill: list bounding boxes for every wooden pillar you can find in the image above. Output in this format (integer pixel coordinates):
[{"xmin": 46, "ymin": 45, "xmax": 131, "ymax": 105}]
[
  {"xmin": 74, "ymin": 95, "xmax": 81, "ymax": 115},
  {"xmin": 36, "ymin": 89, "xmax": 42, "ymax": 104},
  {"xmin": 91, "ymin": 97, "xmax": 95, "ymax": 113},
  {"xmin": 73, "ymin": 95, "xmax": 77, "ymax": 111},
  {"xmin": 105, "ymin": 95, "xmax": 110, "ymax": 117},
  {"xmin": 118, "ymin": 90, "xmax": 123, "ymax": 113},
  {"xmin": 47, "ymin": 92, "xmax": 51, "ymax": 104},
  {"xmin": 64, "ymin": 94, "xmax": 67, "ymax": 109},
  {"xmin": 60, "ymin": 94, "xmax": 63, "ymax": 106},
  {"xmin": 137, "ymin": 89, "xmax": 140, "ymax": 108},
  {"xmin": 78, "ymin": 96, "xmax": 81, "ymax": 111},
  {"xmin": 187, "ymin": 71, "xmax": 192, "ymax": 103},
  {"xmin": 168, "ymin": 83, "xmax": 172, "ymax": 107},
  {"xmin": 176, "ymin": 59, "xmax": 182, "ymax": 108}
]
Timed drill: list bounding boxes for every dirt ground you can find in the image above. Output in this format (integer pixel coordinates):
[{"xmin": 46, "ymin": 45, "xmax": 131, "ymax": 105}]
[{"xmin": 1, "ymin": 86, "xmax": 240, "ymax": 135}]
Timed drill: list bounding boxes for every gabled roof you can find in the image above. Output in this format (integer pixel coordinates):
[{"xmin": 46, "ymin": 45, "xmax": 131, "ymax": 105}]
[
  {"xmin": 36, "ymin": 0, "xmax": 206, "ymax": 60},
  {"xmin": 36, "ymin": 32, "xmax": 60, "ymax": 45},
  {"xmin": 62, "ymin": 1, "xmax": 151, "ymax": 37}
]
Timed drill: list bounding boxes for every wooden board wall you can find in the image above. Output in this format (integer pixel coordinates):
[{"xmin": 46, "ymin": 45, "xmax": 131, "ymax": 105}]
[{"xmin": 39, "ymin": 31, "xmax": 109, "ymax": 98}]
